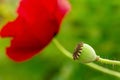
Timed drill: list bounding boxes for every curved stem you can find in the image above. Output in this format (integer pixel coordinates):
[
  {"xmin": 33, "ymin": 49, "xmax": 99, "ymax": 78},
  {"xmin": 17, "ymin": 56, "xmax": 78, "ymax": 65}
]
[
  {"xmin": 53, "ymin": 38, "xmax": 72, "ymax": 59},
  {"xmin": 52, "ymin": 38, "xmax": 120, "ymax": 78},
  {"xmin": 86, "ymin": 63, "xmax": 120, "ymax": 78},
  {"xmin": 98, "ymin": 57, "xmax": 120, "ymax": 66}
]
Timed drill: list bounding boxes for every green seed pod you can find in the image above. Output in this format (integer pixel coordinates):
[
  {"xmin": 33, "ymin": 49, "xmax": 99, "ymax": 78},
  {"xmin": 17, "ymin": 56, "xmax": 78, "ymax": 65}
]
[{"xmin": 73, "ymin": 42, "xmax": 99, "ymax": 63}]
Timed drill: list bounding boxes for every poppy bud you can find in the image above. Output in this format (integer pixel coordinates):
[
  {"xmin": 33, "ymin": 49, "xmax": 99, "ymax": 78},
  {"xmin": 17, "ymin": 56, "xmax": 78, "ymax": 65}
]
[{"xmin": 73, "ymin": 42, "xmax": 99, "ymax": 63}]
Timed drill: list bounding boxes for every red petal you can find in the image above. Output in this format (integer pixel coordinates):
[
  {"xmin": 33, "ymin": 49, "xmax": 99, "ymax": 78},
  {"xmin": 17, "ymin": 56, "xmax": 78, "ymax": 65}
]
[
  {"xmin": 0, "ymin": 16, "xmax": 24, "ymax": 37},
  {"xmin": 0, "ymin": 0, "xmax": 71, "ymax": 62}
]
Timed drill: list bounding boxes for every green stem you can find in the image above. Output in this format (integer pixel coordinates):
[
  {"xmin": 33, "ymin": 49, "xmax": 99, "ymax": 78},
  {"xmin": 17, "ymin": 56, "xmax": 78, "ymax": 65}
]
[
  {"xmin": 86, "ymin": 63, "xmax": 120, "ymax": 78},
  {"xmin": 98, "ymin": 57, "xmax": 120, "ymax": 66},
  {"xmin": 52, "ymin": 38, "xmax": 72, "ymax": 59},
  {"xmin": 52, "ymin": 38, "xmax": 120, "ymax": 78}
]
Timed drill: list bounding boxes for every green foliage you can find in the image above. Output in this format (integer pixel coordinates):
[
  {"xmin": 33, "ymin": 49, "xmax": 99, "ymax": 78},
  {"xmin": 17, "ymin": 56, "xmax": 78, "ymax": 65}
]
[{"xmin": 0, "ymin": 0, "xmax": 120, "ymax": 80}]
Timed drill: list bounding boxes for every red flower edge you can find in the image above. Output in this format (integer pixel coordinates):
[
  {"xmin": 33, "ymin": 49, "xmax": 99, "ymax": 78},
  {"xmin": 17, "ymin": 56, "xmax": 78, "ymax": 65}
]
[{"xmin": 0, "ymin": 0, "xmax": 71, "ymax": 62}]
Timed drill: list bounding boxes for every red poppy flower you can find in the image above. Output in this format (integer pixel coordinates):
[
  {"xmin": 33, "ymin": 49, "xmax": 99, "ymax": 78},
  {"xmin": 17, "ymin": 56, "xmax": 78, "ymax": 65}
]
[{"xmin": 0, "ymin": 0, "xmax": 71, "ymax": 62}]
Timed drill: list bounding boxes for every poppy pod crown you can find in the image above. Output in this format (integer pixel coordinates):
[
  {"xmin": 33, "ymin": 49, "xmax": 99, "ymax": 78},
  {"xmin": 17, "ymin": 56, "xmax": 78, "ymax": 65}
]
[{"xmin": 73, "ymin": 42, "xmax": 99, "ymax": 63}]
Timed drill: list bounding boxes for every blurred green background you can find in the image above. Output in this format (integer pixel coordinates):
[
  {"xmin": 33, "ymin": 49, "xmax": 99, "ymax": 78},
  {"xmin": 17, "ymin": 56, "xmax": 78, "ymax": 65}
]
[{"xmin": 0, "ymin": 0, "xmax": 120, "ymax": 80}]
